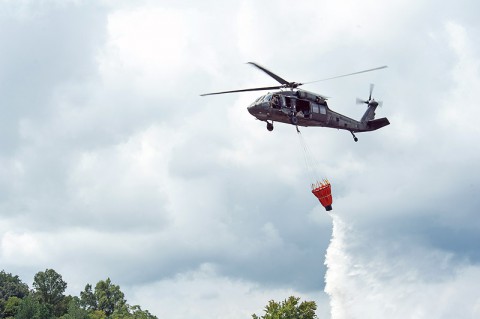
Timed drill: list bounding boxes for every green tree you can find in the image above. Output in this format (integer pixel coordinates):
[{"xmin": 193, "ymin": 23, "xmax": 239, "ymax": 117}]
[
  {"xmin": 0, "ymin": 270, "xmax": 29, "ymax": 316},
  {"xmin": 3, "ymin": 296, "xmax": 22, "ymax": 318},
  {"xmin": 94, "ymin": 278, "xmax": 126, "ymax": 317},
  {"xmin": 81, "ymin": 278, "xmax": 157, "ymax": 319},
  {"xmin": 80, "ymin": 284, "xmax": 97, "ymax": 311},
  {"xmin": 59, "ymin": 297, "xmax": 89, "ymax": 319},
  {"xmin": 14, "ymin": 295, "xmax": 50, "ymax": 319},
  {"xmin": 32, "ymin": 269, "xmax": 67, "ymax": 317},
  {"xmin": 56, "ymin": 295, "xmax": 75, "ymax": 318},
  {"xmin": 109, "ymin": 304, "xmax": 158, "ymax": 319},
  {"xmin": 87, "ymin": 310, "xmax": 106, "ymax": 319},
  {"xmin": 129, "ymin": 305, "xmax": 157, "ymax": 319},
  {"xmin": 110, "ymin": 303, "xmax": 130, "ymax": 319},
  {"xmin": 252, "ymin": 296, "xmax": 317, "ymax": 319}
]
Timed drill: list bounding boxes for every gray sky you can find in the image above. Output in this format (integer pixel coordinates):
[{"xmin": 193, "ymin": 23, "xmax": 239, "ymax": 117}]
[{"xmin": 0, "ymin": 0, "xmax": 479, "ymax": 318}]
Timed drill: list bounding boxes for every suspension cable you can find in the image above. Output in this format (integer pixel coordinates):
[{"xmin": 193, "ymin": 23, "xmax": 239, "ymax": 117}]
[{"xmin": 297, "ymin": 130, "xmax": 321, "ymax": 182}]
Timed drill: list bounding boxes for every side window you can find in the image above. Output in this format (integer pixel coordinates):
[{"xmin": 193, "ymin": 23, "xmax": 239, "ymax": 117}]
[
  {"xmin": 312, "ymin": 105, "xmax": 319, "ymax": 113},
  {"xmin": 319, "ymin": 105, "xmax": 326, "ymax": 114}
]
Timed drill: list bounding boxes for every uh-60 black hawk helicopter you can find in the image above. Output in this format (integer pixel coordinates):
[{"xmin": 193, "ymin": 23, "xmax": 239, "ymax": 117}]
[{"xmin": 201, "ymin": 62, "xmax": 389, "ymax": 142}]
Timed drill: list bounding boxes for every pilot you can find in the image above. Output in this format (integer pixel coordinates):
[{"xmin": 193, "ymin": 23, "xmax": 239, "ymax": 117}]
[{"xmin": 271, "ymin": 95, "xmax": 279, "ymax": 108}]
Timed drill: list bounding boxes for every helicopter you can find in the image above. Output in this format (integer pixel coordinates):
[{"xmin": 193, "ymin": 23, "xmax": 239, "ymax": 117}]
[{"xmin": 201, "ymin": 62, "xmax": 389, "ymax": 142}]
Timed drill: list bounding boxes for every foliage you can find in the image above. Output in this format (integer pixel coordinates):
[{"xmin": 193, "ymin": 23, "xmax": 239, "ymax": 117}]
[
  {"xmin": 252, "ymin": 296, "xmax": 318, "ymax": 319},
  {"xmin": 59, "ymin": 298, "xmax": 89, "ymax": 319},
  {"xmin": 56, "ymin": 295, "xmax": 74, "ymax": 318},
  {"xmin": 87, "ymin": 310, "xmax": 106, "ymax": 319},
  {"xmin": 79, "ymin": 285, "xmax": 97, "ymax": 311},
  {"xmin": 94, "ymin": 278, "xmax": 126, "ymax": 317},
  {"xmin": 33, "ymin": 269, "xmax": 67, "ymax": 316},
  {"xmin": 1, "ymin": 269, "xmax": 157, "ymax": 319},
  {"xmin": 14, "ymin": 295, "xmax": 51, "ymax": 319},
  {"xmin": 0, "ymin": 271, "xmax": 29, "ymax": 316},
  {"xmin": 128, "ymin": 305, "xmax": 157, "ymax": 319},
  {"xmin": 109, "ymin": 303, "xmax": 130, "ymax": 319},
  {"xmin": 3, "ymin": 296, "xmax": 22, "ymax": 318},
  {"xmin": 80, "ymin": 278, "xmax": 158, "ymax": 318}
]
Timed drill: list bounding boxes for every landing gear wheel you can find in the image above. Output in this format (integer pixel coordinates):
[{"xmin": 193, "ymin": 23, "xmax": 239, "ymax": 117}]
[
  {"xmin": 350, "ymin": 131, "xmax": 358, "ymax": 142},
  {"xmin": 266, "ymin": 122, "xmax": 274, "ymax": 131}
]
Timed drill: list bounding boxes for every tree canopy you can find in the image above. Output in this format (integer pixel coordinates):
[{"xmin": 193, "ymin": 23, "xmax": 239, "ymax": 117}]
[
  {"xmin": 0, "ymin": 270, "xmax": 29, "ymax": 317},
  {"xmin": 0, "ymin": 269, "xmax": 157, "ymax": 319},
  {"xmin": 252, "ymin": 296, "xmax": 318, "ymax": 319},
  {"xmin": 1, "ymin": 269, "xmax": 317, "ymax": 319},
  {"xmin": 33, "ymin": 268, "xmax": 68, "ymax": 317},
  {"xmin": 94, "ymin": 278, "xmax": 126, "ymax": 316}
]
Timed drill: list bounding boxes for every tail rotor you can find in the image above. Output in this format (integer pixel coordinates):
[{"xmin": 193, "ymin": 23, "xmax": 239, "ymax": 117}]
[{"xmin": 356, "ymin": 83, "xmax": 382, "ymax": 107}]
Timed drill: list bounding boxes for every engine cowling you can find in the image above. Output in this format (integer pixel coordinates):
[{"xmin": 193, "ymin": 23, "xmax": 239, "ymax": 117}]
[{"xmin": 296, "ymin": 90, "xmax": 327, "ymax": 104}]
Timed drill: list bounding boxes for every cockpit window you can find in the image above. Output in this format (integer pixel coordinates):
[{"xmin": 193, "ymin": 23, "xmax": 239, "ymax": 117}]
[
  {"xmin": 255, "ymin": 96, "xmax": 264, "ymax": 103},
  {"xmin": 263, "ymin": 94, "xmax": 272, "ymax": 102}
]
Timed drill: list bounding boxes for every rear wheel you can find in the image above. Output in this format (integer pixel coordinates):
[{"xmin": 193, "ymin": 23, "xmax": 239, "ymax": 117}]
[{"xmin": 267, "ymin": 122, "xmax": 274, "ymax": 131}]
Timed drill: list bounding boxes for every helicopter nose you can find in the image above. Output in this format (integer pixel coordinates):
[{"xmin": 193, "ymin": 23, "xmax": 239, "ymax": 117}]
[{"xmin": 247, "ymin": 103, "xmax": 257, "ymax": 115}]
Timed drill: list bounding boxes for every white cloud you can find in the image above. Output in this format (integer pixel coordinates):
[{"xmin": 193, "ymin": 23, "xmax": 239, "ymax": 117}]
[
  {"xmin": 1, "ymin": 1, "xmax": 480, "ymax": 318},
  {"xmin": 98, "ymin": 6, "xmax": 190, "ymax": 92},
  {"xmin": 438, "ymin": 22, "xmax": 480, "ymax": 135},
  {"xmin": 326, "ymin": 215, "xmax": 480, "ymax": 319},
  {"xmin": 127, "ymin": 263, "xmax": 330, "ymax": 319},
  {"xmin": 1, "ymin": 231, "xmax": 47, "ymax": 266}
]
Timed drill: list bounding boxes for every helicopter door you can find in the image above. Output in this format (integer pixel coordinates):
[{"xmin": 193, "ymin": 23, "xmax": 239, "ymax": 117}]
[
  {"xmin": 296, "ymin": 99, "xmax": 311, "ymax": 118},
  {"xmin": 284, "ymin": 97, "xmax": 295, "ymax": 110}
]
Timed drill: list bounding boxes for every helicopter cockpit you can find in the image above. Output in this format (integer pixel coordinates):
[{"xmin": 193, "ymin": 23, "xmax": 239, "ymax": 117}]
[
  {"xmin": 250, "ymin": 94, "xmax": 268, "ymax": 106},
  {"xmin": 254, "ymin": 93, "xmax": 285, "ymax": 109}
]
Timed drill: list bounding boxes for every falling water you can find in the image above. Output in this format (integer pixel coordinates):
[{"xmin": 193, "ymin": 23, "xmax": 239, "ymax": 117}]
[{"xmin": 324, "ymin": 214, "xmax": 352, "ymax": 319}]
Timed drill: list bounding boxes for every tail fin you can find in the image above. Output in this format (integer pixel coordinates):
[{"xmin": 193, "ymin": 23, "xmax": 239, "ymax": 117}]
[{"xmin": 360, "ymin": 104, "xmax": 377, "ymax": 123}]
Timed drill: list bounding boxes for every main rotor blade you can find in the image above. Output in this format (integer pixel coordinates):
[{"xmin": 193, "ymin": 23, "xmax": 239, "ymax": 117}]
[
  {"xmin": 200, "ymin": 85, "xmax": 283, "ymax": 96},
  {"xmin": 303, "ymin": 65, "xmax": 388, "ymax": 84},
  {"xmin": 247, "ymin": 62, "xmax": 290, "ymax": 86}
]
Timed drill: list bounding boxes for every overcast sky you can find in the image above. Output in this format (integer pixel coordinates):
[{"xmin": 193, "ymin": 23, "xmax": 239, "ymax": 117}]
[{"xmin": 0, "ymin": 0, "xmax": 479, "ymax": 318}]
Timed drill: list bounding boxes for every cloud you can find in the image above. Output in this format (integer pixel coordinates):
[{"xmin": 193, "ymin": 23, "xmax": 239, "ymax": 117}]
[
  {"xmin": 126, "ymin": 263, "xmax": 330, "ymax": 319},
  {"xmin": 325, "ymin": 215, "xmax": 480, "ymax": 319},
  {"xmin": 0, "ymin": 1, "xmax": 107, "ymax": 151},
  {"xmin": 1, "ymin": 1, "xmax": 480, "ymax": 318}
]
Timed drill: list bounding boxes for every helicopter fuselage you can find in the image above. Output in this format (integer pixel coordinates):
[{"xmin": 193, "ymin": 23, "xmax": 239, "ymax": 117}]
[
  {"xmin": 247, "ymin": 90, "xmax": 389, "ymax": 138},
  {"xmin": 200, "ymin": 62, "xmax": 389, "ymax": 141}
]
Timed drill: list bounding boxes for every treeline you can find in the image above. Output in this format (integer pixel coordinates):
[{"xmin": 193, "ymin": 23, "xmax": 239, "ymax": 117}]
[
  {"xmin": 251, "ymin": 296, "xmax": 318, "ymax": 319},
  {"xmin": 0, "ymin": 269, "xmax": 157, "ymax": 319}
]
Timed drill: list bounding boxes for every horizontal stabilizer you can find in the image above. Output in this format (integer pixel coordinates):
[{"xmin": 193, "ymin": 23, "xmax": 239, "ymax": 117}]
[{"xmin": 367, "ymin": 117, "xmax": 390, "ymax": 130}]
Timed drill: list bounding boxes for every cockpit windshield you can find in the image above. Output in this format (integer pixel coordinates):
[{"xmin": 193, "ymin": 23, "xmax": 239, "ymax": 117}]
[
  {"xmin": 263, "ymin": 94, "xmax": 272, "ymax": 102},
  {"xmin": 255, "ymin": 95, "xmax": 264, "ymax": 103}
]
